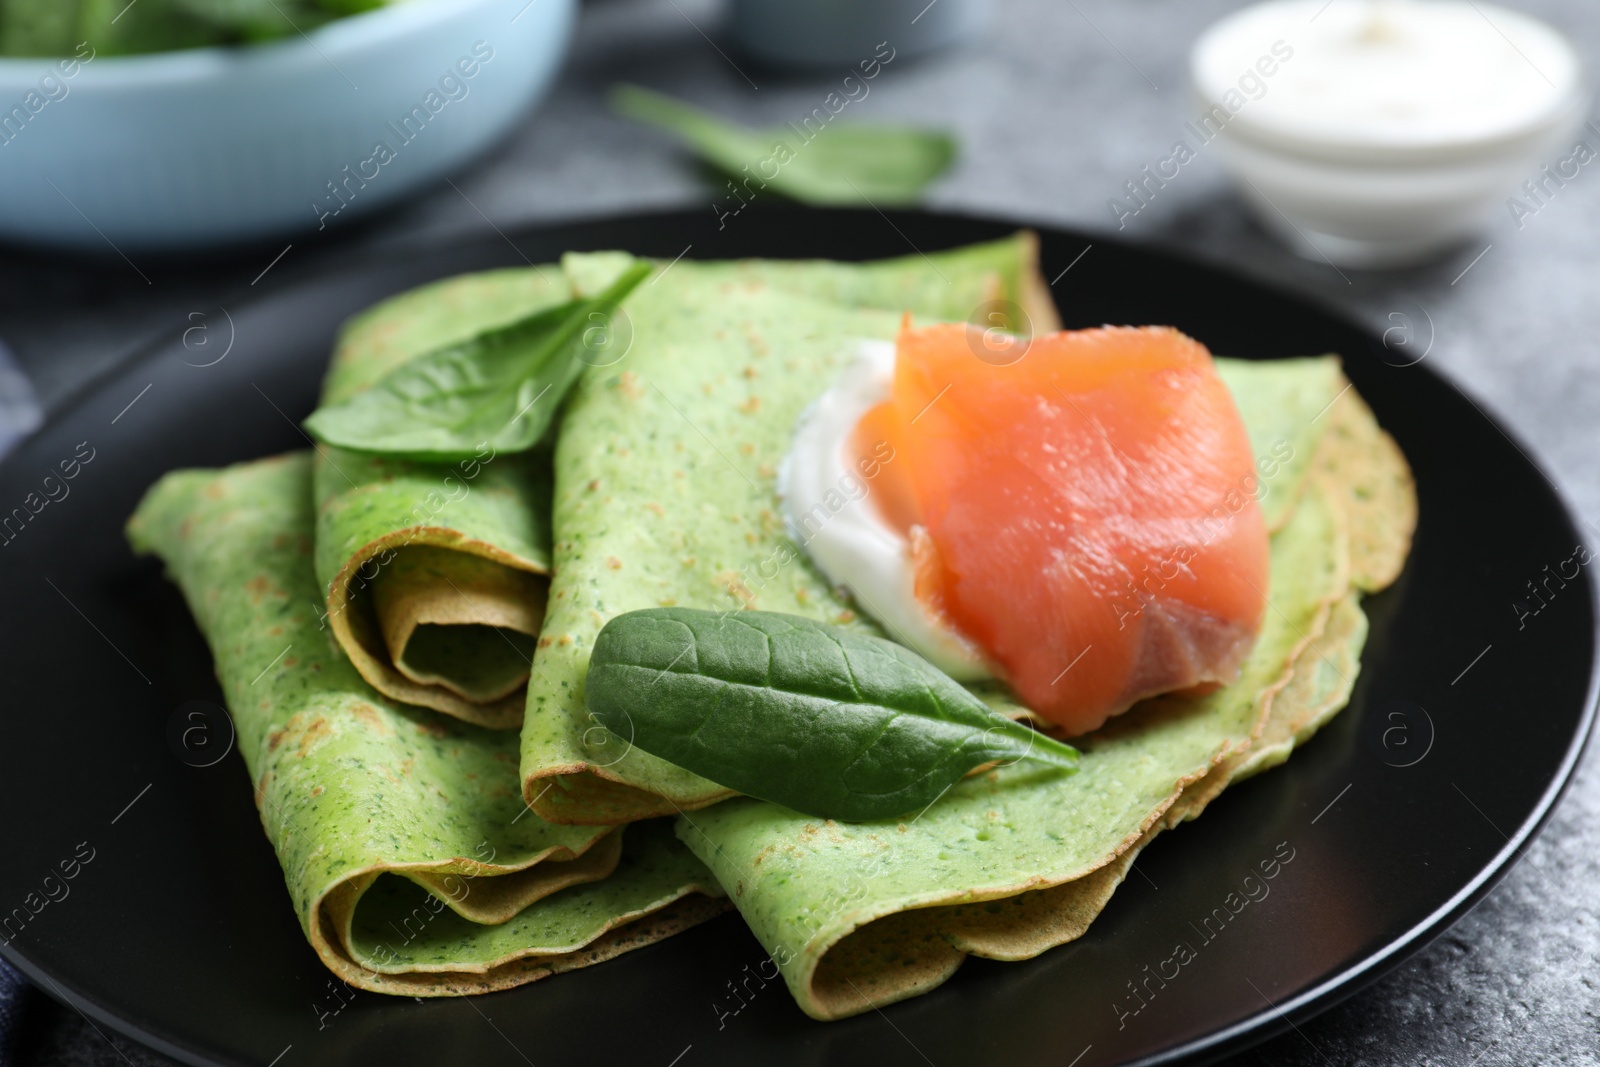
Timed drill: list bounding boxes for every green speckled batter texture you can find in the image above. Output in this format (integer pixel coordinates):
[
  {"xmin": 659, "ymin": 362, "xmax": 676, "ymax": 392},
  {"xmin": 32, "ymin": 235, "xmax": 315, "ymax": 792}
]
[
  {"xmin": 1216, "ymin": 356, "xmax": 1346, "ymax": 530},
  {"xmin": 523, "ymin": 268, "xmax": 912, "ymax": 822},
  {"xmin": 313, "ymin": 448, "xmax": 554, "ymax": 599},
  {"xmin": 522, "ymin": 251, "xmax": 1347, "ymax": 823},
  {"xmin": 563, "ymin": 232, "xmax": 1059, "ymax": 332},
  {"xmin": 312, "ymin": 269, "xmax": 572, "ymax": 727},
  {"xmin": 678, "ymin": 484, "xmax": 1355, "ymax": 1019},
  {"xmin": 128, "ymin": 453, "xmax": 724, "ymax": 995},
  {"xmin": 516, "ymin": 247, "xmax": 1388, "ymax": 1018},
  {"xmin": 521, "ymin": 237, "xmax": 1066, "ymax": 823}
]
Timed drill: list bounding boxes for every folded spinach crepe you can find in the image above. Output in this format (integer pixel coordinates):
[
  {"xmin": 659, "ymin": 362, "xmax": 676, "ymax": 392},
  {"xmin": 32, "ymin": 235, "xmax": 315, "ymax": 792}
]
[
  {"xmin": 519, "ymin": 237, "xmax": 1062, "ymax": 824},
  {"xmin": 677, "ymin": 396, "xmax": 1414, "ymax": 1017},
  {"xmin": 673, "ymin": 230, "xmax": 1061, "ymax": 335},
  {"xmin": 518, "ymin": 249, "xmax": 1394, "ymax": 826},
  {"xmin": 129, "ymin": 453, "xmax": 726, "ymax": 994},
  {"xmin": 314, "ymin": 269, "xmax": 572, "ymax": 728},
  {"xmin": 510, "ymin": 246, "xmax": 1414, "ymax": 1017}
]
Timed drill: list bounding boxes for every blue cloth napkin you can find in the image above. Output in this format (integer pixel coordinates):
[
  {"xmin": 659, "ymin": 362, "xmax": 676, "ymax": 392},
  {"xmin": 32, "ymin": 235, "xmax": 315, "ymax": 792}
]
[{"xmin": 0, "ymin": 955, "xmax": 34, "ymax": 1067}]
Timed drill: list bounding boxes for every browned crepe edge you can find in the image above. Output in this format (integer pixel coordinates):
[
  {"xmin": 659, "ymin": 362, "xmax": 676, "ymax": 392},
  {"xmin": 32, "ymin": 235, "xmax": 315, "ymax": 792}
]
[
  {"xmin": 876, "ymin": 597, "xmax": 1360, "ymax": 985},
  {"xmin": 525, "ymin": 765, "xmax": 737, "ymax": 827},
  {"xmin": 1016, "ymin": 230, "xmax": 1065, "ymax": 335},
  {"xmin": 405, "ymin": 832, "xmax": 626, "ymax": 927},
  {"xmin": 1314, "ymin": 385, "xmax": 1417, "ymax": 592},
  {"xmin": 1228, "ymin": 592, "xmax": 1367, "ymax": 783},
  {"xmin": 801, "ymin": 609, "xmax": 1338, "ymax": 1017},
  {"xmin": 319, "ymin": 893, "xmax": 733, "ymax": 996},
  {"xmin": 328, "ymin": 526, "xmax": 545, "ymax": 729},
  {"xmin": 374, "ymin": 546, "xmax": 548, "ymax": 704},
  {"xmin": 309, "ymin": 834, "xmax": 728, "ymax": 993},
  {"xmin": 799, "ymin": 482, "xmax": 1366, "ymax": 1020}
]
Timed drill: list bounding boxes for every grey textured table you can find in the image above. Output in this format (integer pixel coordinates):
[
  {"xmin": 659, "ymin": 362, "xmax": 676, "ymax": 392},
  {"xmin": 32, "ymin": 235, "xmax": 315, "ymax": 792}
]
[{"xmin": 4, "ymin": 0, "xmax": 1598, "ymax": 1063}]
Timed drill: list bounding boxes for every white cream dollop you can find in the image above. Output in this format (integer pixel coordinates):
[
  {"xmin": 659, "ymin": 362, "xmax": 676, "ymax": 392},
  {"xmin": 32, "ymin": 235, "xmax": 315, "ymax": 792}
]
[
  {"xmin": 778, "ymin": 340, "xmax": 991, "ymax": 681},
  {"xmin": 1193, "ymin": 0, "xmax": 1583, "ymax": 156}
]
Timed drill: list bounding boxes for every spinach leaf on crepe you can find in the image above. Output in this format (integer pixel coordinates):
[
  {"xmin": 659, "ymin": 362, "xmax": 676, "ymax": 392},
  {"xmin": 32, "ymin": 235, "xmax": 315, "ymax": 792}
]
[
  {"xmin": 312, "ymin": 267, "xmax": 574, "ymax": 728},
  {"xmin": 611, "ymin": 84, "xmax": 956, "ymax": 206},
  {"xmin": 304, "ymin": 261, "xmax": 651, "ymax": 461},
  {"xmin": 585, "ymin": 608, "xmax": 1078, "ymax": 822}
]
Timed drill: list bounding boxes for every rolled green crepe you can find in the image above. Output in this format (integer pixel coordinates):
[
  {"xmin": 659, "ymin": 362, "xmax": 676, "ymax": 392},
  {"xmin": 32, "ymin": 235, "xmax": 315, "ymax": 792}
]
[
  {"xmin": 314, "ymin": 268, "xmax": 571, "ymax": 729},
  {"xmin": 129, "ymin": 453, "xmax": 726, "ymax": 995}
]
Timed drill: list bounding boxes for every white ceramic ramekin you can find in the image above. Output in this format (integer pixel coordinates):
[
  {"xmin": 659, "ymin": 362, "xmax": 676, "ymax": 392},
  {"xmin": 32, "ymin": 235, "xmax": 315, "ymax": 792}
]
[
  {"xmin": 1191, "ymin": 0, "xmax": 1586, "ymax": 268},
  {"xmin": 0, "ymin": 0, "xmax": 574, "ymax": 252}
]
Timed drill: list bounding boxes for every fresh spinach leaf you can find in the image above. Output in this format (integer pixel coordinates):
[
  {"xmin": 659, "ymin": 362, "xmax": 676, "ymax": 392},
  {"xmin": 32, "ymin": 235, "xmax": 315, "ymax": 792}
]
[
  {"xmin": 585, "ymin": 608, "xmax": 1077, "ymax": 822},
  {"xmin": 169, "ymin": 0, "xmax": 343, "ymax": 40},
  {"xmin": 1, "ymin": 0, "xmax": 386, "ymax": 56},
  {"xmin": 170, "ymin": 0, "xmax": 313, "ymax": 26},
  {"xmin": 611, "ymin": 84, "xmax": 956, "ymax": 207},
  {"xmin": 304, "ymin": 261, "xmax": 651, "ymax": 462}
]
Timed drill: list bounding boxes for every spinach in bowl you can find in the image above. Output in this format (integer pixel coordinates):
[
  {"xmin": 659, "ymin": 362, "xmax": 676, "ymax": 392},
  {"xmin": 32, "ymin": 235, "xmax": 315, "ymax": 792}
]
[{"xmin": 0, "ymin": 0, "xmax": 393, "ymax": 57}]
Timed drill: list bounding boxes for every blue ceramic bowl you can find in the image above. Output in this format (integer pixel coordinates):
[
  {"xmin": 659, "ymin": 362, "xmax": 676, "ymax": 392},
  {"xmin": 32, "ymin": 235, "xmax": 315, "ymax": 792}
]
[{"xmin": 0, "ymin": 0, "xmax": 575, "ymax": 252}]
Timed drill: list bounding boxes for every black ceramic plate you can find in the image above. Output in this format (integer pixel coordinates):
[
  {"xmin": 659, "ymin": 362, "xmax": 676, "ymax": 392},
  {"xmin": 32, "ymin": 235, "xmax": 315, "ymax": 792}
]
[{"xmin": 0, "ymin": 209, "xmax": 1592, "ymax": 1067}]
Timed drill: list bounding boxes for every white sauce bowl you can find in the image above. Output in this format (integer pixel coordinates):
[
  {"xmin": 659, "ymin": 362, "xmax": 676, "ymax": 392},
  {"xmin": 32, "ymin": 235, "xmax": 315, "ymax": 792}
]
[
  {"xmin": 0, "ymin": 0, "xmax": 574, "ymax": 252},
  {"xmin": 1191, "ymin": 0, "xmax": 1585, "ymax": 268}
]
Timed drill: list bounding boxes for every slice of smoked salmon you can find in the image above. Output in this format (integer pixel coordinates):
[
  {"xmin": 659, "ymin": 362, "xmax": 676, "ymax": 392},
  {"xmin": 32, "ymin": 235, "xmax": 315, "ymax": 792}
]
[{"xmin": 852, "ymin": 322, "xmax": 1269, "ymax": 736}]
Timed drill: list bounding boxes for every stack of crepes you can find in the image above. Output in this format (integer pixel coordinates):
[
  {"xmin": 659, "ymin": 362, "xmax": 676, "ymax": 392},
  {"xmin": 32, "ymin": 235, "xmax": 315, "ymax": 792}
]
[{"xmin": 128, "ymin": 233, "xmax": 1415, "ymax": 1015}]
